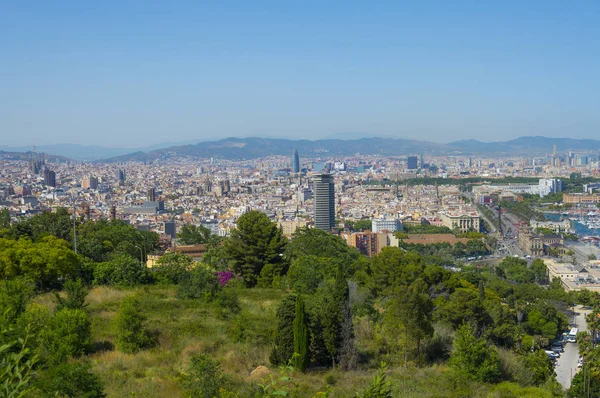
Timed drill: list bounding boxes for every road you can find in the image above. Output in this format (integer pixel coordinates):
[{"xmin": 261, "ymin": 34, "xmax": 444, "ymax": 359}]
[{"xmin": 556, "ymin": 305, "xmax": 590, "ymax": 390}]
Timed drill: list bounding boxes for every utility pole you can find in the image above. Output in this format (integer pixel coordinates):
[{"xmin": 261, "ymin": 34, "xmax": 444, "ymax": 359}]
[
  {"xmin": 73, "ymin": 201, "xmax": 77, "ymax": 254},
  {"xmin": 498, "ymin": 205, "xmax": 503, "ymax": 238}
]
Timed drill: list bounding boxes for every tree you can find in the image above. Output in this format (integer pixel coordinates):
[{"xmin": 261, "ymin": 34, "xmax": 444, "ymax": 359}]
[
  {"xmin": 37, "ymin": 309, "xmax": 92, "ymax": 365},
  {"xmin": 449, "ymin": 324, "xmax": 501, "ymax": 383},
  {"xmin": 152, "ymin": 252, "xmax": 194, "ymax": 284},
  {"xmin": 370, "ymin": 248, "xmax": 424, "ymax": 296},
  {"xmin": 177, "ymin": 265, "xmax": 221, "ymax": 300},
  {"xmin": 177, "ymin": 224, "xmax": 213, "ymax": 245},
  {"xmin": 0, "ymin": 277, "xmax": 35, "ymax": 324},
  {"xmin": 270, "ymin": 295, "xmax": 297, "ymax": 365},
  {"xmin": 93, "ymin": 254, "xmax": 150, "ymax": 286},
  {"xmin": 9, "ymin": 208, "xmax": 73, "ymax": 242},
  {"xmin": 223, "ymin": 211, "xmax": 287, "ymax": 287},
  {"xmin": 530, "ymin": 259, "xmax": 548, "ymax": 285},
  {"xmin": 54, "ymin": 279, "xmax": 88, "ymax": 312},
  {"xmin": 293, "ymin": 296, "xmax": 310, "ymax": 372},
  {"xmin": 338, "ymin": 286, "xmax": 358, "ymax": 370},
  {"xmin": 115, "ymin": 297, "xmax": 155, "ymax": 353},
  {"xmin": 0, "ymin": 236, "xmax": 81, "ymax": 289},
  {"xmin": 0, "ymin": 208, "xmax": 10, "ymax": 228},
  {"xmin": 385, "ymin": 279, "xmax": 433, "ymax": 366}
]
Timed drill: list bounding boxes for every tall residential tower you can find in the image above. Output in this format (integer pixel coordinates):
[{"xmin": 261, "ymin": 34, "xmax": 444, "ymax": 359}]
[{"xmin": 313, "ymin": 174, "xmax": 335, "ymax": 231}]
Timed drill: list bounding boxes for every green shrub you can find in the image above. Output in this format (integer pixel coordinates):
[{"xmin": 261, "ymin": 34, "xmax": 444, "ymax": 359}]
[
  {"xmin": 0, "ymin": 277, "xmax": 35, "ymax": 324},
  {"xmin": 215, "ymin": 288, "xmax": 241, "ymax": 318},
  {"xmin": 93, "ymin": 254, "xmax": 150, "ymax": 286},
  {"xmin": 33, "ymin": 362, "xmax": 105, "ymax": 397},
  {"xmin": 114, "ymin": 296, "xmax": 155, "ymax": 353},
  {"xmin": 37, "ymin": 309, "xmax": 92, "ymax": 365},
  {"xmin": 178, "ymin": 265, "xmax": 221, "ymax": 300},
  {"xmin": 151, "ymin": 252, "xmax": 193, "ymax": 285},
  {"xmin": 181, "ymin": 354, "xmax": 228, "ymax": 398},
  {"xmin": 357, "ymin": 362, "xmax": 393, "ymax": 398},
  {"xmin": 54, "ymin": 279, "xmax": 88, "ymax": 311}
]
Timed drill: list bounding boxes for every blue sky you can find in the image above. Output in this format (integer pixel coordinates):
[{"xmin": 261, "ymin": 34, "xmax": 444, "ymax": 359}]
[{"xmin": 2, "ymin": 1, "xmax": 599, "ymax": 147}]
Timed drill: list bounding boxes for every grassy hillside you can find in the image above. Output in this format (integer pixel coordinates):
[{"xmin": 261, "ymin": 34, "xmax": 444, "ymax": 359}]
[{"xmin": 33, "ymin": 286, "xmax": 558, "ymax": 397}]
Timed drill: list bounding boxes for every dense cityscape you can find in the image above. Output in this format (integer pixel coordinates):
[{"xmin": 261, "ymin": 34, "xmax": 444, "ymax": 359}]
[
  {"xmin": 3, "ymin": 140, "xmax": 600, "ymax": 396},
  {"xmin": 5, "ymin": 2, "xmax": 600, "ymax": 397}
]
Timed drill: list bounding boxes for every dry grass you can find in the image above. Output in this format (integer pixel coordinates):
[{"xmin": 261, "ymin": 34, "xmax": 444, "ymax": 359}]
[
  {"xmin": 79, "ymin": 285, "xmax": 285, "ymax": 397},
  {"xmin": 86, "ymin": 286, "xmax": 135, "ymax": 306}
]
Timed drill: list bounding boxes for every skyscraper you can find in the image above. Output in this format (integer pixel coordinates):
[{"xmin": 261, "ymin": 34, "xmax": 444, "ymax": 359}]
[
  {"xmin": 407, "ymin": 156, "xmax": 418, "ymax": 170},
  {"xmin": 164, "ymin": 221, "xmax": 176, "ymax": 239},
  {"xmin": 313, "ymin": 174, "xmax": 335, "ymax": 231},
  {"xmin": 44, "ymin": 168, "xmax": 56, "ymax": 187},
  {"xmin": 147, "ymin": 187, "xmax": 156, "ymax": 202},
  {"xmin": 116, "ymin": 168, "xmax": 126, "ymax": 185},
  {"xmin": 82, "ymin": 174, "xmax": 98, "ymax": 190},
  {"xmin": 291, "ymin": 149, "xmax": 300, "ymax": 173}
]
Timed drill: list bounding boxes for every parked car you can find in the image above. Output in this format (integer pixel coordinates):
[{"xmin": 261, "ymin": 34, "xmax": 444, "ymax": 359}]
[
  {"xmin": 551, "ymin": 347, "xmax": 562, "ymax": 356},
  {"xmin": 545, "ymin": 350, "xmax": 559, "ymax": 359}
]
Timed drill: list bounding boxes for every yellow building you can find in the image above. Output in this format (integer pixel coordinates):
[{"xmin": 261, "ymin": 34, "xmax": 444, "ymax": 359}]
[
  {"xmin": 563, "ymin": 193, "xmax": 600, "ymax": 205},
  {"xmin": 277, "ymin": 219, "xmax": 308, "ymax": 237}
]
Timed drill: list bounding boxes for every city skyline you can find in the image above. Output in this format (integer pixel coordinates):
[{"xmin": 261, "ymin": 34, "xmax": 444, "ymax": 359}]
[{"xmin": 3, "ymin": 2, "xmax": 600, "ymax": 147}]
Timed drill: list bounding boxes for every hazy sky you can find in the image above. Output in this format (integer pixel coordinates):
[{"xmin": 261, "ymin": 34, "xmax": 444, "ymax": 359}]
[{"xmin": 2, "ymin": 1, "xmax": 600, "ymax": 147}]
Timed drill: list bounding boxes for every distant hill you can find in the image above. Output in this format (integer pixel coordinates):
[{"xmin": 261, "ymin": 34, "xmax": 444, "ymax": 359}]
[
  {"xmin": 98, "ymin": 137, "xmax": 448, "ymax": 163},
  {"xmin": 0, "ymin": 151, "xmax": 71, "ymax": 163},
  {"xmin": 97, "ymin": 135, "xmax": 600, "ymax": 162},
  {"xmin": 6, "ymin": 136, "xmax": 598, "ymax": 163},
  {"xmin": 0, "ymin": 140, "xmax": 200, "ymax": 161},
  {"xmin": 447, "ymin": 136, "xmax": 600, "ymax": 154}
]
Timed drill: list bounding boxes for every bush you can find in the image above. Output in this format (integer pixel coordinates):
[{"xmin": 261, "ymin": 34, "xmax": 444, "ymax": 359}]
[
  {"xmin": 33, "ymin": 362, "xmax": 105, "ymax": 397},
  {"xmin": 93, "ymin": 254, "xmax": 150, "ymax": 287},
  {"xmin": 151, "ymin": 252, "xmax": 193, "ymax": 285},
  {"xmin": 215, "ymin": 288, "xmax": 241, "ymax": 318},
  {"xmin": 54, "ymin": 279, "xmax": 88, "ymax": 311},
  {"xmin": 181, "ymin": 354, "xmax": 228, "ymax": 398},
  {"xmin": 114, "ymin": 297, "xmax": 155, "ymax": 353},
  {"xmin": 178, "ymin": 266, "xmax": 221, "ymax": 300},
  {"xmin": 0, "ymin": 277, "xmax": 35, "ymax": 324},
  {"xmin": 37, "ymin": 309, "xmax": 92, "ymax": 365}
]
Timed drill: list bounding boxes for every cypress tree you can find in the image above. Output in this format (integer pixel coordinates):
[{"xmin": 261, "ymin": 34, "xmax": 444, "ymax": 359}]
[
  {"xmin": 270, "ymin": 294, "xmax": 297, "ymax": 365},
  {"xmin": 293, "ymin": 296, "xmax": 310, "ymax": 371}
]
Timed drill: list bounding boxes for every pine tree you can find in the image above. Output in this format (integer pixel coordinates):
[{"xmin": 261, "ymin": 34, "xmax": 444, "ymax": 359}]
[{"xmin": 293, "ymin": 296, "xmax": 310, "ymax": 372}]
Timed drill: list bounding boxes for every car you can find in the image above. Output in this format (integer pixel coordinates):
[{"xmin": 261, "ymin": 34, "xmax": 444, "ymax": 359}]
[
  {"xmin": 545, "ymin": 350, "xmax": 559, "ymax": 359},
  {"xmin": 551, "ymin": 347, "xmax": 562, "ymax": 356}
]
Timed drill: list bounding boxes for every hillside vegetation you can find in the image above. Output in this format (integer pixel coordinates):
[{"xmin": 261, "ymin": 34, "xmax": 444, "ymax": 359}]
[{"xmin": 1, "ymin": 208, "xmax": 596, "ymax": 397}]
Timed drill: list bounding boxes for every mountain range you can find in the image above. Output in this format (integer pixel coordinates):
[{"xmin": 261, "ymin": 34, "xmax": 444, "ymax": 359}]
[
  {"xmin": 97, "ymin": 136, "xmax": 600, "ymax": 163},
  {"xmin": 0, "ymin": 140, "xmax": 199, "ymax": 161},
  {"xmin": 3, "ymin": 136, "xmax": 599, "ymax": 163}
]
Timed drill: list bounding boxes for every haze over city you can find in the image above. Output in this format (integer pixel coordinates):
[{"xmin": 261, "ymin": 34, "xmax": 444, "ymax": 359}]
[{"xmin": 3, "ymin": 1, "xmax": 600, "ymax": 147}]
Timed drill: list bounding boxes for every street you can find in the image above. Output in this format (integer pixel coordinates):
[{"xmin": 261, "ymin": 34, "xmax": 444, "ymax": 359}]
[{"xmin": 555, "ymin": 305, "xmax": 590, "ymax": 390}]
